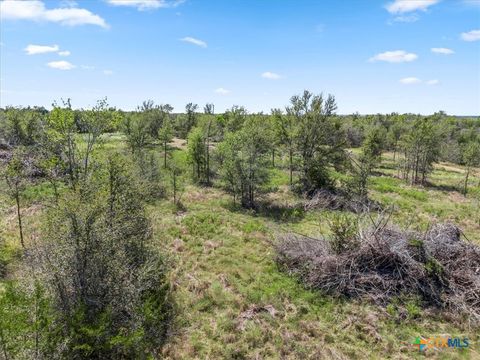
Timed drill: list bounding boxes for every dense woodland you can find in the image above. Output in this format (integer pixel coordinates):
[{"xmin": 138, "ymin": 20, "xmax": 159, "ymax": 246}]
[{"xmin": 0, "ymin": 92, "xmax": 479, "ymax": 359}]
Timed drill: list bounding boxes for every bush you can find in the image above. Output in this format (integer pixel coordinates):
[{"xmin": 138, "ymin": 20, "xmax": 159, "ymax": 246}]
[
  {"xmin": 20, "ymin": 154, "xmax": 173, "ymax": 359},
  {"xmin": 328, "ymin": 213, "xmax": 359, "ymax": 254}
]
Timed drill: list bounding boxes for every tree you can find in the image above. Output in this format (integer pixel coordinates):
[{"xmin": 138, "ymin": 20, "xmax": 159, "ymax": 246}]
[
  {"xmin": 203, "ymin": 103, "xmax": 215, "ymax": 185},
  {"xmin": 362, "ymin": 126, "xmax": 385, "ymax": 164},
  {"xmin": 169, "ymin": 161, "xmax": 185, "ymax": 209},
  {"xmin": 158, "ymin": 117, "xmax": 174, "ymax": 168},
  {"xmin": 46, "ymin": 101, "xmax": 79, "ymax": 187},
  {"xmin": 400, "ymin": 118, "xmax": 440, "ymax": 185},
  {"xmin": 123, "ymin": 112, "xmax": 150, "ymax": 154},
  {"xmin": 186, "ymin": 127, "xmax": 207, "ymax": 183},
  {"xmin": 349, "ymin": 127, "xmax": 385, "ymax": 200},
  {"xmin": 387, "ymin": 118, "xmax": 404, "ymax": 161},
  {"xmin": 184, "ymin": 103, "xmax": 199, "ymax": 137},
  {"xmin": 217, "ymin": 116, "xmax": 270, "ymax": 208},
  {"xmin": 272, "ymin": 108, "xmax": 296, "ymax": 186},
  {"xmin": 78, "ymin": 98, "xmax": 119, "ymax": 175},
  {"xmin": 3, "ymin": 150, "xmax": 27, "ymax": 249},
  {"xmin": 37, "ymin": 155, "xmax": 171, "ymax": 358},
  {"xmin": 224, "ymin": 105, "xmax": 247, "ymax": 133},
  {"xmin": 287, "ymin": 90, "xmax": 346, "ymax": 193},
  {"xmin": 203, "ymin": 103, "xmax": 214, "ymax": 115},
  {"xmin": 462, "ymin": 139, "xmax": 480, "ymax": 195}
]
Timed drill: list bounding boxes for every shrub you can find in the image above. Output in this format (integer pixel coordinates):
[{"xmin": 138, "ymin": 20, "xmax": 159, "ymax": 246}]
[
  {"xmin": 328, "ymin": 213, "xmax": 359, "ymax": 254},
  {"xmin": 28, "ymin": 154, "xmax": 173, "ymax": 358}
]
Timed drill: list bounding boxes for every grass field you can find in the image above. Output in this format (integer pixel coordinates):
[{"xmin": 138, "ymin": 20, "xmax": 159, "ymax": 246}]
[{"xmin": 1, "ymin": 134, "xmax": 479, "ymax": 359}]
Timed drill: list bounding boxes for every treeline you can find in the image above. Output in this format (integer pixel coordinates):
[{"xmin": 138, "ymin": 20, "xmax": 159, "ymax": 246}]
[{"xmin": 1, "ymin": 93, "xmax": 479, "ymax": 205}]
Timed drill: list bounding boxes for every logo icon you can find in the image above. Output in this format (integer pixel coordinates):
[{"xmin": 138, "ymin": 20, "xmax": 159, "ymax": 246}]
[{"xmin": 413, "ymin": 337, "xmax": 428, "ymax": 351}]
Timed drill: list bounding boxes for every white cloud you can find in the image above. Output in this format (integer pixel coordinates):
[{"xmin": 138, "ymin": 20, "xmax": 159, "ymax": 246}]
[
  {"xmin": 461, "ymin": 29, "xmax": 480, "ymax": 42},
  {"xmin": 214, "ymin": 87, "xmax": 230, "ymax": 95},
  {"xmin": 369, "ymin": 50, "xmax": 418, "ymax": 63},
  {"xmin": 385, "ymin": 0, "xmax": 439, "ymax": 14},
  {"xmin": 261, "ymin": 71, "xmax": 281, "ymax": 80},
  {"xmin": 392, "ymin": 14, "xmax": 419, "ymax": 22},
  {"xmin": 0, "ymin": 0, "xmax": 108, "ymax": 28},
  {"xmin": 103, "ymin": 70, "xmax": 113, "ymax": 75},
  {"xmin": 58, "ymin": 50, "xmax": 71, "ymax": 56},
  {"xmin": 463, "ymin": 0, "xmax": 480, "ymax": 7},
  {"xmin": 180, "ymin": 37, "xmax": 207, "ymax": 48},
  {"xmin": 106, "ymin": 0, "xmax": 184, "ymax": 10},
  {"xmin": 24, "ymin": 44, "xmax": 59, "ymax": 55},
  {"xmin": 431, "ymin": 47, "xmax": 454, "ymax": 55},
  {"xmin": 47, "ymin": 60, "xmax": 75, "ymax": 70},
  {"xmin": 399, "ymin": 77, "xmax": 421, "ymax": 84},
  {"xmin": 81, "ymin": 65, "xmax": 95, "ymax": 70},
  {"xmin": 426, "ymin": 79, "xmax": 440, "ymax": 85}
]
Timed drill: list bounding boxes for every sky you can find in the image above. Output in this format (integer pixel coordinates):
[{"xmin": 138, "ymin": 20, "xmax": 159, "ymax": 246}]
[{"xmin": 0, "ymin": 0, "xmax": 479, "ymax": 115}]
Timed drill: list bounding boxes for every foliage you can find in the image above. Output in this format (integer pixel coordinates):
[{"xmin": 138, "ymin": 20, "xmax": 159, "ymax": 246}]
[
  {"xmin": 328, "ymin": 213, "xmax": 359, "ymax": 254},
  {"xmin": 186, "ymin": 127, "xmax": 207, "ymax": 183},
  {"xmin": 217, "ymin": 116, "xmax": 270, "ymax": 208},
  {"xmin": 28, "ymin": 155, "xmax": 172, "ymax": 358},
  {"xmin": 286, "ymin": 90, "xmax": 346, "ymax": 193},
  {"xmin": 399, "ymin": 117, "xmax": 441, "ymax": 185}
]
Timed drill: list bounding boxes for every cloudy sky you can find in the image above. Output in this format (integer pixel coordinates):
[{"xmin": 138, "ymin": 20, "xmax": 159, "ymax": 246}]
[{"xmin": 1, "ymin": 0, "xmax": 479, "ymax": 114}]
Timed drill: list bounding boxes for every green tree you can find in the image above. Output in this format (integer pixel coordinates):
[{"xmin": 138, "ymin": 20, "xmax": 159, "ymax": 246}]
[
  {"xmin": 272, "ymin": 108, "xmax": 296, "ymax": 186},
  {"xmin": 159, "ymin": 117, "xmax": 174, "ymax": 168},
  {"xmin": 217, "ymin": 116, "xmax": 270, "ymax": 208},
  {"xmin": 123, "ymin": 112, "xmax": 150, "ymax": 154},
  {"xmin": 400, "ymin": 118, "xmax": 440, "ymax": 185},
  {"xmin": 3, "ymin": 150, "xmax": 27, "ymax": 249},
  {"xmin": 186, "ymin": 127, "xmax": 207, "ymax": 183},
  {"xmin": 37, "ymin": 155, "xmax": 171, "ymax": 358},
  {"xmin": 45, "ymin": 100, "xmax": 81, "ymax": 188},
  {"xmin": 79, "ymin": 98, "xmax": 119, "ymax": 175},
  {"xmin": 287, "ymin": 90, "xmax": 345, "ymax": 193},
  {"xmin": 462, "ymin": 139, "xmax": 480, "ymax": 195}
]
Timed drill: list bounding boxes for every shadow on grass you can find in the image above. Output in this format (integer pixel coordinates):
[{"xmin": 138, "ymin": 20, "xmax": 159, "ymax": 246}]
[
  {"xmin": 222, "ymin": 199, "xmax": 305, "ymax": 223},
  {"xmin": 423, "ymin": 181, "xmax": 460, "ymax": 193}
]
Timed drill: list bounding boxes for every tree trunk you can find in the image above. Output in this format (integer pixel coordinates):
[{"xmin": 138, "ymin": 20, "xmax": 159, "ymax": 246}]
[
  {"xmin": 173, "ymin": 171, "xmax": 177, "ymax": 205},
  {"xmin": 14, "ymin": 185, "xmax": 25, "ymax": 249},
  {"xmin": 289, "ymin": 148, "xmax": 293, "ymax": 186},
  {"xmin": 164, "ymin": 141, "xmax": 167, "ymax": 168},
  {"xmin": 463, "ymin": 166, "xmax": 470, "ymax": 195},
  {"xmin": 206, "ymin": 120, "xmax": 212, "ymax": 186}
]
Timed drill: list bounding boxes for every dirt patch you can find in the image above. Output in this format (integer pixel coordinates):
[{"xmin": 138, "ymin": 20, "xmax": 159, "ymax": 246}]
[
  {"xmin": 237, "ymin": 304, "xmax": 277, "ymax": 331},
  {"xmin": 169, "ymin": 137, "xmax": 187, "ymax": 150}
]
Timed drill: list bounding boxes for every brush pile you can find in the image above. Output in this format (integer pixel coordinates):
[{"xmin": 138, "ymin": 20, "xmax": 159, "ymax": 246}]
[
  {"xmin": 304, "ymin": 189, "xmax": 382, "ymax": 213},
  {"xmin": 276, "ymin": 223, "xmax": 480, "ymax": 322}
]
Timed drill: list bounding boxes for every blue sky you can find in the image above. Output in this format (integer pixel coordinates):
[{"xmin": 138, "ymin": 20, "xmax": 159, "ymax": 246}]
[{"xmin": 1, "ymin": 0, "xmax": 479, "ymax": 114}]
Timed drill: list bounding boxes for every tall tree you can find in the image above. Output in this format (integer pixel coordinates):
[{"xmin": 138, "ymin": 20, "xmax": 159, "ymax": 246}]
[
  {"xmin": 272, "ymin": 108, "xmax": 296, "ymax": 186},
  {"xmin": 287, "ymin": 90, "xmax": 345, "ymax": 193},
  {"xmin": 400, "ymin": 118, "xmax": 440, "ymax": 185},
  {"xmin": 186, "ymin": 127, "xmax": 207, "ymax": 183},
  {"xmin": 159, "ymin": 117, "xmax": 174, "ymax": 168},
  {"xmin": 3, "ymin": 150, "xmax": 27, "ymax": 249},
  {"xmin": 462, "ymin": 139, "xmax": 480, "ymax": 195},
  {"xmin": 217, "ymin": 116, "xmax": 270, "ymax": 208},
  {"xmin": 203, "ymin": 103, "xmax": 215, "ymax": 185}
]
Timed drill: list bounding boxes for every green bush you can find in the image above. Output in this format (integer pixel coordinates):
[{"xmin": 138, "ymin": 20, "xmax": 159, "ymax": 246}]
[{"xmin": 328, "ymin": 213, "xmax": 359, "ymax": 254}]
